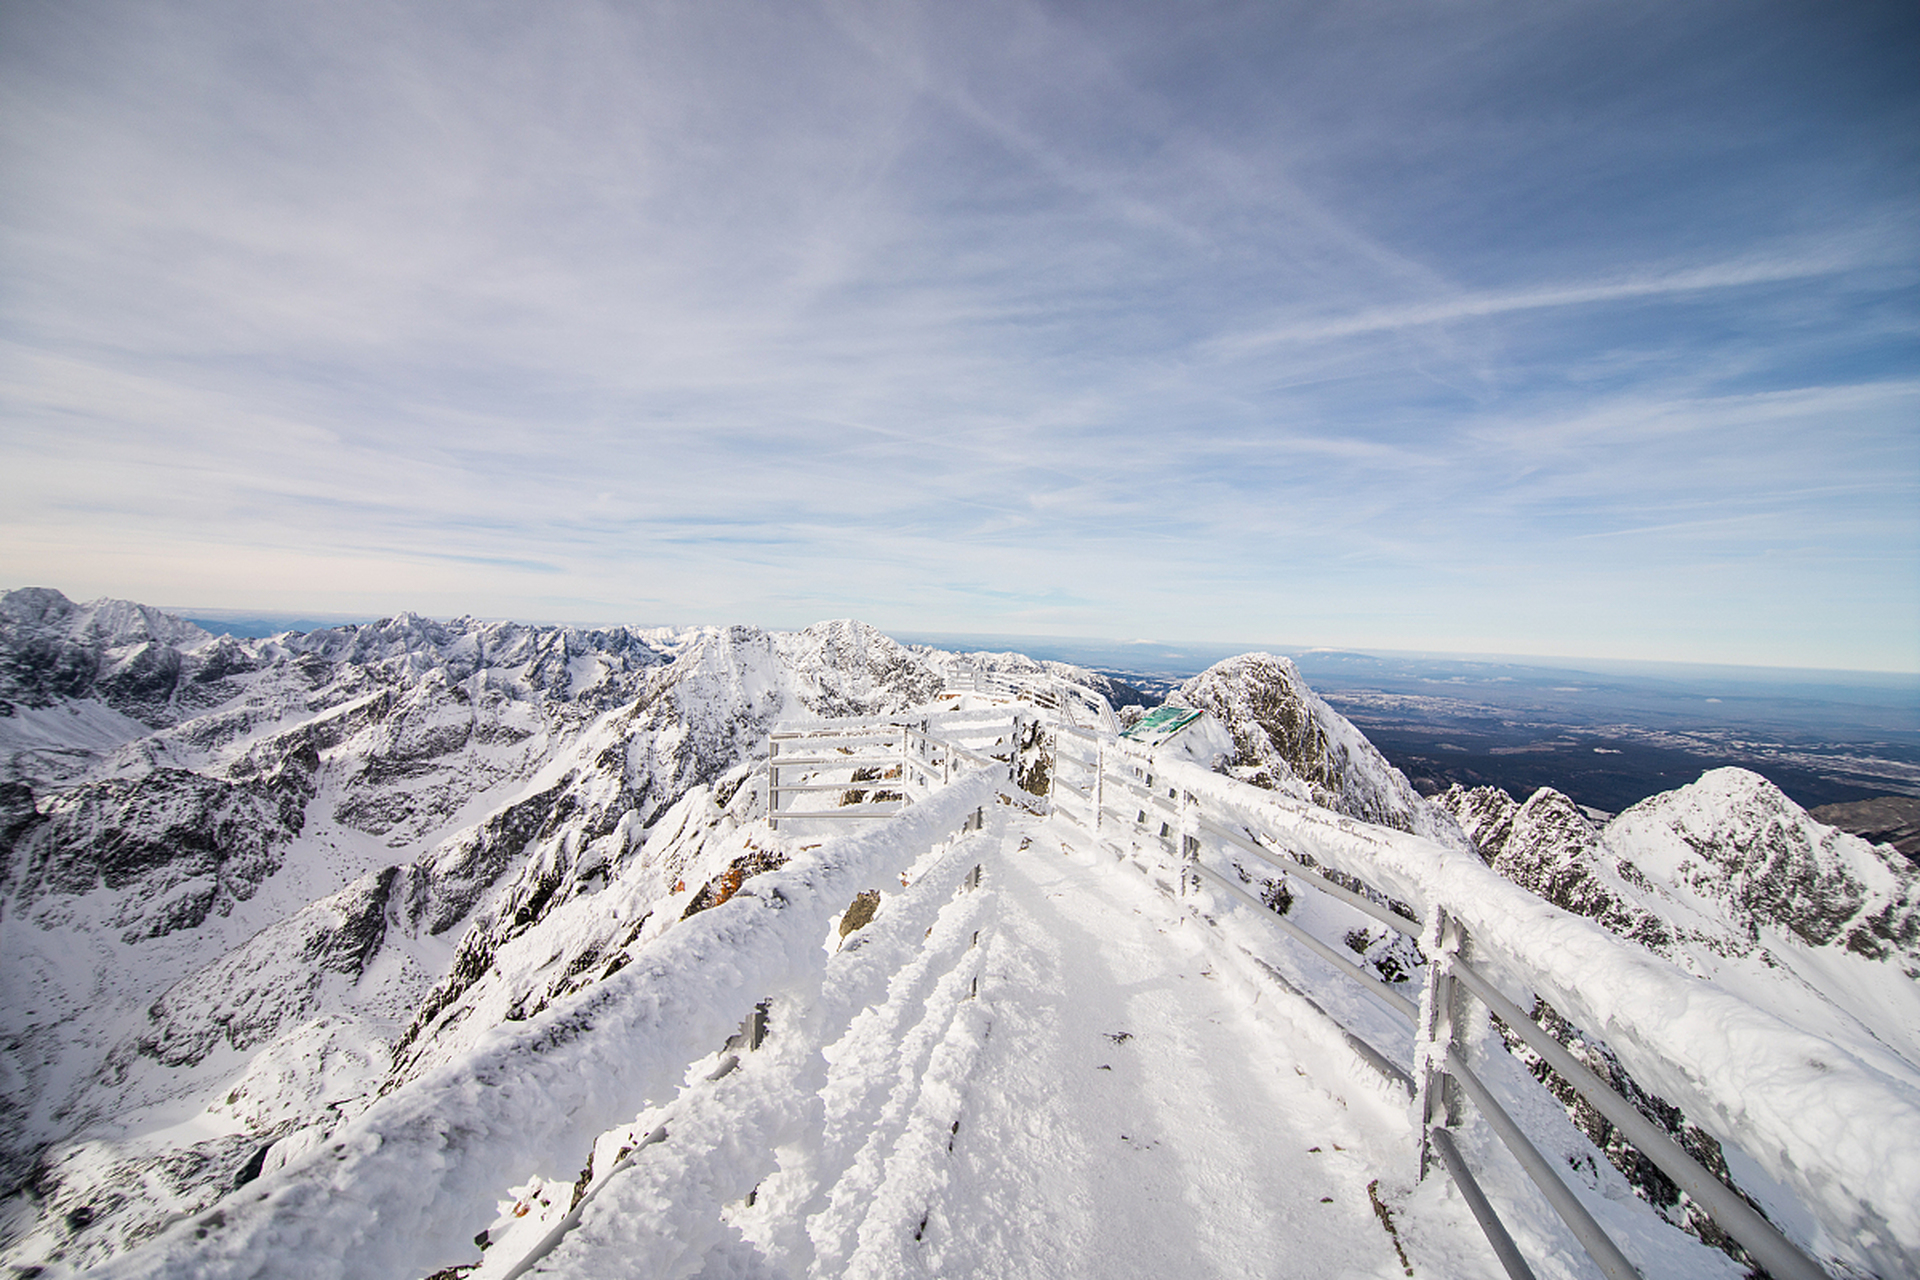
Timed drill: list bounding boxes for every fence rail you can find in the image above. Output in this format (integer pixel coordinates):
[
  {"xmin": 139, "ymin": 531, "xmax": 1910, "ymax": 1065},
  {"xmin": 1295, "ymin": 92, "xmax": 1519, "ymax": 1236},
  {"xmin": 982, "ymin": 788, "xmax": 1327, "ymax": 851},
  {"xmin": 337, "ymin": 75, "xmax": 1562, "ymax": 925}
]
[
  {"xmin": 767, "ymin": 715, "xmax": 1019, "ymax": 830},
  {"xmin": 758, "ymin": 701, "xmax": 1885, "ymax": 1280},
  {"xmin": 941, "ymin": 670, "xmax": 1121, "ymax": 735},
  {"xmin": 1043, "ymin": 718, "xmax": 1833, "ymax": 1280}
]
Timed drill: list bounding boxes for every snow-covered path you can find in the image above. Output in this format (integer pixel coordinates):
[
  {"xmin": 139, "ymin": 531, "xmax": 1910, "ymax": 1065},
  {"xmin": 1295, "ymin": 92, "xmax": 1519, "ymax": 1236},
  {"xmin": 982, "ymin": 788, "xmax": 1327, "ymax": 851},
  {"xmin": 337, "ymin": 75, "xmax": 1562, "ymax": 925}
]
[
  {"xmin": 912, "ymin": 827, "xmax": 1427, "ymax": 1279},
  {"xmin": 502, "ymin": 811, "xmax": 1496, "ymax": 1280}
]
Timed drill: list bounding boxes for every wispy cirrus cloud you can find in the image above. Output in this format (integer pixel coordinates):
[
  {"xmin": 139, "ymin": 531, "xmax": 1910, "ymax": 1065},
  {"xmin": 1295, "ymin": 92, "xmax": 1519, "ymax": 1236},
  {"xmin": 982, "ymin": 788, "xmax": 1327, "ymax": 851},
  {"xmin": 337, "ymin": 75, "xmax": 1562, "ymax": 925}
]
[
  {"xmin": 1, "ymin": 0, "xmax": 1914, "ymax": 668},
  {"xmin": 1207, "ymin": 253, "xmax": 1881, "ymax": 355}
]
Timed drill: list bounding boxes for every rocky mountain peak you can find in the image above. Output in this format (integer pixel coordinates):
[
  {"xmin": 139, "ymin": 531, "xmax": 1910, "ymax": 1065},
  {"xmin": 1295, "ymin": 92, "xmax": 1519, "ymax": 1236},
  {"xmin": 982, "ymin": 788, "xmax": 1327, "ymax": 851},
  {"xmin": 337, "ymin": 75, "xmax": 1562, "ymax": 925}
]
[
  {"xmin": 0, "ymin": 588, "xmax": 215, "ymax": 726},
  {"xmin": 1606, "ymin": 767, "xmax": 1920, "ymax": 959},
  {"xmin": 1434, "ymin": 781, "xmax": 1676, "ymax": 953},
  {"xmin": 1174, "ymin": 652, "xmax": 1456, "ymax": 842}
]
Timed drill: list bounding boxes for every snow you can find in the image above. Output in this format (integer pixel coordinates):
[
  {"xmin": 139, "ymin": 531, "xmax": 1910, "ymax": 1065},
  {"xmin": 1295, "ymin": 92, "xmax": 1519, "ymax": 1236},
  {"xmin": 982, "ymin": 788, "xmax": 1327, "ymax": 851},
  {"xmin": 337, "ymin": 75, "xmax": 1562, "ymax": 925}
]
[
  {"xmin": 84, "ymin": 764, "xmax": 1804, "ymax": 1280},
  {"xmin": 0, "ymin": 698, "xmax": 154, "ymax": 757},
  {"xmin": 1148, "ymin": 753, "xmax": 1920, "ymax": 1278},
  {"xmin": 87, "ymin": 770, "xmax": 1009, "ymax": 1280},
  {"xmin": 7, "ymin": 590, "xmax": 1917, "ymax": 1278}
]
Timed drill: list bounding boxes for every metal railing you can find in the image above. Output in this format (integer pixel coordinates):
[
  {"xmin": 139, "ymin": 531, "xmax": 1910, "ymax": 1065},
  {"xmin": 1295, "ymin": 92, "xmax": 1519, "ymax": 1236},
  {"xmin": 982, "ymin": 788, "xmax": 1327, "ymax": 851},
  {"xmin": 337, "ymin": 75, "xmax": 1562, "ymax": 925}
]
[
  {"xmin": 767, "ymin": 715, "xmax": 1015, "ymax": 829},
  {"xmin": 1045, "ymin": 719, "xmax": 1830, "ymax": 1280},
  {"xmin": 940, "ymin": 670, "xmax": 1121, "ymax": 735}
]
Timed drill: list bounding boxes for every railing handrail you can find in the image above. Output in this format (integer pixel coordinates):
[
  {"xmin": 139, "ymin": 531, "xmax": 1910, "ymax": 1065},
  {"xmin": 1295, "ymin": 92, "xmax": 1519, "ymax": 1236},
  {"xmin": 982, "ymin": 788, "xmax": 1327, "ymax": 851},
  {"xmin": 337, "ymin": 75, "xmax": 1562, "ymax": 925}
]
[
  {"xmin": 766, "ymin": 713, "xmax": 1023, "ymax": 829},
  {"xmin": 764, "ymin": 701, "xmax": 1905, "ymax": 1278},
  {"xmin": 1045, "ymin": 722, "xmax": 1875, "ymax": 1280},
  {"xmin": 942, "ymin": 671, "xmax": 1121, "ymax": 735}
]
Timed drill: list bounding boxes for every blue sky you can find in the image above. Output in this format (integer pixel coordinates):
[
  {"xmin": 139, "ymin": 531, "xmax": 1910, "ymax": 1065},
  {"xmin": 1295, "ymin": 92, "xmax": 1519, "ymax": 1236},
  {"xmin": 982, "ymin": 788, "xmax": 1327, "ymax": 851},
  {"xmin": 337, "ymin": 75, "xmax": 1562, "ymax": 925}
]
[{"xmin": 2, "ymin": 0, "xmax": 1915, "ymax": 670}]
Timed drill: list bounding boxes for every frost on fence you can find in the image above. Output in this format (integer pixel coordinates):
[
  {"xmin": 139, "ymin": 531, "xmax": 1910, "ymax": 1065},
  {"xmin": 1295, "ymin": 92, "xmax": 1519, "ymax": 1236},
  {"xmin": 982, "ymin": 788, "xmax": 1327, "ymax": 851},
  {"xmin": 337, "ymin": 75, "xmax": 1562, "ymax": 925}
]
[{"xmin": 1154, "ymin": 754, "xmax": 1920, "ymax": 1279}]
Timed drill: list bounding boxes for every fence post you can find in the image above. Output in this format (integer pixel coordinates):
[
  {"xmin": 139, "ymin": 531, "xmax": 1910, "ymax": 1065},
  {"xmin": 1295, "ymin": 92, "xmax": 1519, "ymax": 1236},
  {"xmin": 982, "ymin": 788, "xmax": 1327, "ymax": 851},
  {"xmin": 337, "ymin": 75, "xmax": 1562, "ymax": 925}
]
[
  {"xmin": 1093, "ymin": 740, "xmax": 1105, "ymax": 833},
  {"xmin": 1179, "ymin": 786, "xmax": 1199, "ymax": 896},
  {"xmin": 1416, "ymin": 907, "xmax": 1471, "ymax": 1179},
  {"xmin": 767, "ymin": 737, "xmax": 779, "ymax": 832}
]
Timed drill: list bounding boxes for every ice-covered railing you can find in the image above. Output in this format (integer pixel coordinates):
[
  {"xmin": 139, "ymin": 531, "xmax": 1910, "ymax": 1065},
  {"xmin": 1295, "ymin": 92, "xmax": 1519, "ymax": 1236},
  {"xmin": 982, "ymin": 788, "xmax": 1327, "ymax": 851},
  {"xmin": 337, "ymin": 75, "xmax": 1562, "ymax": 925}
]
[
  {"xmin": 940, "ymin": 669, "xmax": 1121, "ymax": 735},
  {"xmin": 94, "ymin": 743, "xmax": 1018, "ymax": 1280},
  {"xmin": 766, "ymin": 708, "xmax": 1029, "ymax": 829},
  {"xmin": 1049, "ymin": 722, "xmax": 1918, "ymax": 1280}
]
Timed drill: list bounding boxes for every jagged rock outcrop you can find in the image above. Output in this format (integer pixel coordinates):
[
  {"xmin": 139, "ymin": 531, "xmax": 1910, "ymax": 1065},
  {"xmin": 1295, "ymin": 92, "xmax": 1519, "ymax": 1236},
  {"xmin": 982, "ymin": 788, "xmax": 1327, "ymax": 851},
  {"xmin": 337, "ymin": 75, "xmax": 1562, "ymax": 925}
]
[
  {"xmin": 1437, "ymin": 768, "xmax": 1920, "ymax": 974},
  {"xmin": 1172, "ymin": 653, "xmax": 1462, "ymax": 845},
  {"xmin": 0, "ymin": 588, "xmax": 213, "ymax": 726},
  {"xmin": 7, "ymin": 766, "xmax": 306, "ymax": 941},
  {"xmin": 1438, "ymin": 783, "xmax": 1675, "ymax": 953}
]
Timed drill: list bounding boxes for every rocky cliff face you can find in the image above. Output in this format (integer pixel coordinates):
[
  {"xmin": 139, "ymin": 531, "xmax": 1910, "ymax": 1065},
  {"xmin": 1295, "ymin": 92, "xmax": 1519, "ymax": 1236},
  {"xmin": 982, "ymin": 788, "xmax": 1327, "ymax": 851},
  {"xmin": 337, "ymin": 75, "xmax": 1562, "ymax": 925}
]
[
  {"xmin": 0, "ymin": 588, "xmax": 215, "ymax": 728},
  {"xmin": 1440, "ymin": 783, "xmax": 1677, "ymax": 953},
  {"xmin": 1173, "ymin": 653, "xmax": 1464, "ymax": 847}
]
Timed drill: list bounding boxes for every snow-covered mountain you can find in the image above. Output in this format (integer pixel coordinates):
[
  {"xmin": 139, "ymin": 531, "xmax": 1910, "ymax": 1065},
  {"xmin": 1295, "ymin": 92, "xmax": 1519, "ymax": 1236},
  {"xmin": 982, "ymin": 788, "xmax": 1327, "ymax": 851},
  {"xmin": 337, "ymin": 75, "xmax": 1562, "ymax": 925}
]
[
  {"xmin": 1435, "ymin": 770, "xmax": 1920, "ymax": 1065},
  {"xmin": 3, "ymin": 589, "xmax": 1914, "ymax": 1275},
  {"xmin": 1431, "ymin": 767, "xmax": 1920, "ymax": 1255},
  {"xmin": 0, "ymin": 593, "xmax": 1025, "ymax": 1266},
  {"xmin": 1172, "ymin": 652, "xmax": 1467, "ymax": 847}
]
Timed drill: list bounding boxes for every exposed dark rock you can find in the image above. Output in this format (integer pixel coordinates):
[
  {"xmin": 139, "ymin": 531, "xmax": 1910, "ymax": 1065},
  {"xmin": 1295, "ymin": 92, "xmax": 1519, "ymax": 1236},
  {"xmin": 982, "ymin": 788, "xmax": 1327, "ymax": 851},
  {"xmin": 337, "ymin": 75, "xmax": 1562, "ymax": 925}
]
[
  {"xmin": 684, "ymin": 848, "xmax": 789, "ymax": 920},
  {"xmin": 1436, "ymin": 783, "xmax": 1674, "ymax": 954},
  {"xmin": 137, "ymin": 866, "xmax": 402, "ymax": 1067},
  {"xmin": 839, "ymin": 888, "xmax": 882, "ymax": 938},
  {"xmin": 11, "ymin": 769, "xmax": 298, "ymax": 939},
  {"xmin": 1175, "ymin": 653, "xmax": 1427, "ymax": 834},
  {"xmin": 1615, "ymin": 769, "xmax": 1919, "ymax": 958}
]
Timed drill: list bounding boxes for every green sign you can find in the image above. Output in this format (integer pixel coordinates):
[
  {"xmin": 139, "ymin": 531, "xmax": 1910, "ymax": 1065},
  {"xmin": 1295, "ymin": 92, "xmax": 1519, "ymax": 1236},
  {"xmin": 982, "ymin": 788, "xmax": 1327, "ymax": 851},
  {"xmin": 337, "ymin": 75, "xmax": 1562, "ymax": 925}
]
[{"xmin": 1122, "ymin": 705, "xmax": 1204, "ymax": 745}]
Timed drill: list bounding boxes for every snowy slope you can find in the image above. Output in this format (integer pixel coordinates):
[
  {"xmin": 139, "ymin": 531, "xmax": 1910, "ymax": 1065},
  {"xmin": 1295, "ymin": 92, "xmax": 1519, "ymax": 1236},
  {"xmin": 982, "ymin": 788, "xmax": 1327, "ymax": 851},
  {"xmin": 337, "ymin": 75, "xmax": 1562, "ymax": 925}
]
[{"xmin": 0, "ymin": 595, "xmax": 957, "ymax": 1266}]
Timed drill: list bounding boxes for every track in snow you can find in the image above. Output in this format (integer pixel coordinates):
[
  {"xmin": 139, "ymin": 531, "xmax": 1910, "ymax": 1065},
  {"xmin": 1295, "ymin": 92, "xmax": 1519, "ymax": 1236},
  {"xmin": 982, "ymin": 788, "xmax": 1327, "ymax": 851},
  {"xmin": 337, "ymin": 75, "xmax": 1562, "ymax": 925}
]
[
  {"xmin": 913, "ymin": 824, "xmax": 1427, "ymax": 1279},
  {"xmin": 500, "ymin": 810, "xmax": 1505, "ymax": 1280}
]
